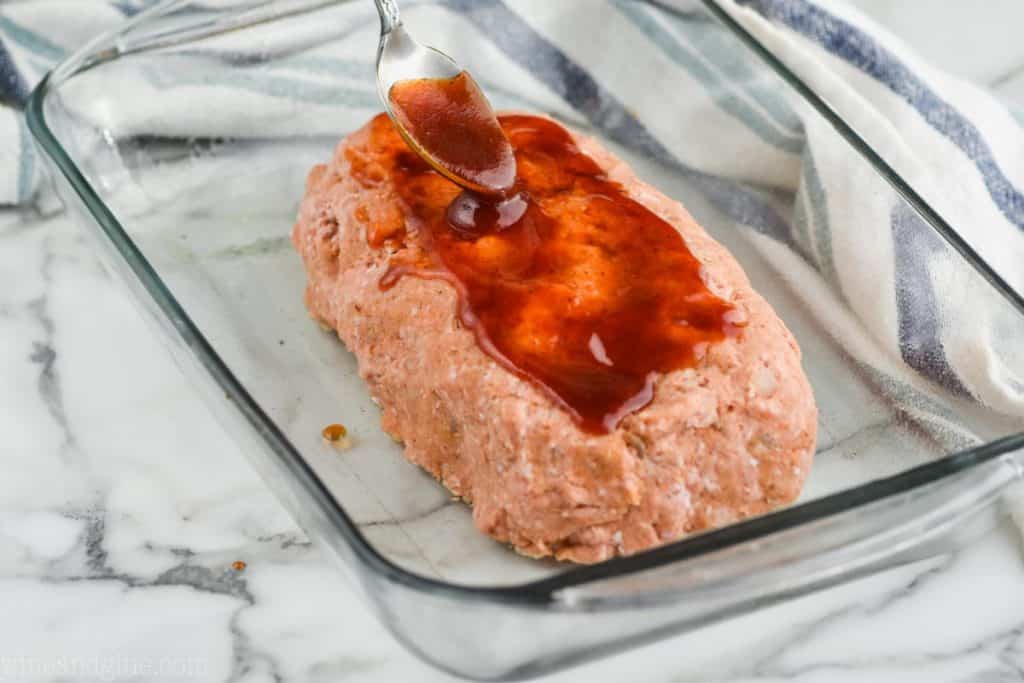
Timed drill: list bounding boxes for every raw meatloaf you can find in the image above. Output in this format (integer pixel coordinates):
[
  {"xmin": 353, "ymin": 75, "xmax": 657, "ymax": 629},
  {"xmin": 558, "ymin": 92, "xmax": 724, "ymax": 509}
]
[{"xmin": 292, "ymin": 114, "xmax": 817, "ymax": 563}]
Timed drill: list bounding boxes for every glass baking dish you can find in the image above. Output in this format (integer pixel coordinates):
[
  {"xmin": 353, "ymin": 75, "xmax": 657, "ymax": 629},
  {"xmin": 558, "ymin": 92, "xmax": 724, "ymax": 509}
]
[{"xmin": 26, "ymin": 0, "xmax": 1024, "ymax": 678}]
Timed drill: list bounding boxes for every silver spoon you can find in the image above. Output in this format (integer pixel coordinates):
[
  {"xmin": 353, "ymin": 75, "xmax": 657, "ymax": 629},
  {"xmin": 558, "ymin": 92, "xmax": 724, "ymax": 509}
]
[{"xmin": 373, "ymin": 0, "xmax": 516, "ymax": 195}]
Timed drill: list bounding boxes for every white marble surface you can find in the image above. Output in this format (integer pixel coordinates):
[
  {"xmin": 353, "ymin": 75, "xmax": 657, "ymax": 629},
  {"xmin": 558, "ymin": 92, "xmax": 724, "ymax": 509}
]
[{"xmin": 5, "ymin": 2, "xmax": 1024, "ymax": 682}]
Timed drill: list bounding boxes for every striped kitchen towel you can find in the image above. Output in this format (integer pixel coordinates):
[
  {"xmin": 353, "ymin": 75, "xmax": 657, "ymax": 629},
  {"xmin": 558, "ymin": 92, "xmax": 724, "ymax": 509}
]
[
  {"xmin": 1, "ymin": 0, "xmax": 159, "ymax": 205},
  {"xmin": 5, "ymin": 1, "xmax": 1024, "ymax": 500}
]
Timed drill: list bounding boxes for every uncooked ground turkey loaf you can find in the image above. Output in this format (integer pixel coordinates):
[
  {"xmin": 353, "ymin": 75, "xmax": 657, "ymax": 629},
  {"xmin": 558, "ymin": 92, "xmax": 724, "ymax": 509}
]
[{"xmin": 292, "ymin": 113, "xmax": 817, "ymax": 563}]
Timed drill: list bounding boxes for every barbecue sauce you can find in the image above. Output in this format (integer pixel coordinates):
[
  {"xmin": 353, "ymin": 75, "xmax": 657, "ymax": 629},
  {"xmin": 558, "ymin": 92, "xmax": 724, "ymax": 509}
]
[
  {"xmin": 388, "ymin": 72, "xmax": 516, "ymax": 195},
  {"xmin": 352, "ymin": 113, "xmax": 740, "ymax": 433}
]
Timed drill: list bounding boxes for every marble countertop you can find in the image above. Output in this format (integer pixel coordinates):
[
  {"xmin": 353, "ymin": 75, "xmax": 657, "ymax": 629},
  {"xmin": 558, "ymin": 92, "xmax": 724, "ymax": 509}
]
[{"xmin": 5, "ymin": 3, "xmax": 1024, "ymax": 682}]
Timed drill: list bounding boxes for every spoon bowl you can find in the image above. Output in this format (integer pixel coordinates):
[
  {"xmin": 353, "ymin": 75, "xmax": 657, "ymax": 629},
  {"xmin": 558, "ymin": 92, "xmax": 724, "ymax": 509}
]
[{"xmin": 373, "ymin": 0, "xmax": 516, "ymax": 195}]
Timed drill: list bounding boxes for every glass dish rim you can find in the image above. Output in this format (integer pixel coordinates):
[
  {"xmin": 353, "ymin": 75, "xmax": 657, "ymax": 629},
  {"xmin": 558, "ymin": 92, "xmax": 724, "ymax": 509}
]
[{"xmin": 24, "ymin": 0, "xmax": 1024, "ymax": 605}]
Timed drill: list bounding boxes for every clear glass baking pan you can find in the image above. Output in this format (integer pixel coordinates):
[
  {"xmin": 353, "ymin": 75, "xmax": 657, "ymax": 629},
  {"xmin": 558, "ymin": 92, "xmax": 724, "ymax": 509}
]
[{"xmin": 26, "ymin": 0, "xmax": 1024, "ymax": 679}]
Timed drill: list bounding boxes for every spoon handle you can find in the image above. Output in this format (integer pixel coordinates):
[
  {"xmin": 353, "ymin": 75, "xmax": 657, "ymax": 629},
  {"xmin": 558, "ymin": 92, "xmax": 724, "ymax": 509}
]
[{"xmin": 374, "ymin": 0, "xmax": 402, "ymax": 34}]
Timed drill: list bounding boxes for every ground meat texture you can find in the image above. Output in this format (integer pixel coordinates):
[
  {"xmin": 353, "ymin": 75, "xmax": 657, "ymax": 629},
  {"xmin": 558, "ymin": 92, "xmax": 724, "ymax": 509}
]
[{"xmin": 292, "ymin": 114, "xmax": 817, "ymax": 563}]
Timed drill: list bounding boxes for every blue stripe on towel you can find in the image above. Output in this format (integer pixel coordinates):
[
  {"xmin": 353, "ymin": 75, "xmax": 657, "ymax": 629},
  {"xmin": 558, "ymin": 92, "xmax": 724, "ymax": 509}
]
[
  {"xmin": 0, "ymin": 36, "xmax": 28, "ymax": 104},
  {"xmin": 801, "ymin": 145, "xmax": 840, "ymax": 289},
  {"xmin": 111, "ymin": 1, "xmax": 152, "ymax": 16},
  {"xmin": 0, "ymin": 17, "xmax": 65, "ymax": 63},
  {"xmin": 891, "ymin": 203, "xmax": 971, "ymax": 398},
  {"xmin": 791, "ymin": 180, "xmax": 814, "ymax": 258},
  {"xmin": 442, "ymin": 0, "xmax": 799, "ymax": 249},
  {"xmin": 614, "ymin": 0, "xmax": 803, "ymax": 154},
  {"xmin": 857, "ymin": 362, "xmax": 978, "ymax": 450},
  {"xmin": 651, "ymin": 4, "xmax": 803, "ymax": 137},
  {"xmin": 738, "ymin": 0, "xmax": 1024, "ymax": 232}
]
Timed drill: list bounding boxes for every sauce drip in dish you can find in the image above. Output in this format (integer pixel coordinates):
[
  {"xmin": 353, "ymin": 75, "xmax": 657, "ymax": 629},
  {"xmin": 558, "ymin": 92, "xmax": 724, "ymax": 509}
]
[
  {"xmin": 388, "ymin": 72, "xmax": 516, "ymax": 195},
  {"xmin": 351, "ymin": 114, "xmax": 741, "ymax": 433}
]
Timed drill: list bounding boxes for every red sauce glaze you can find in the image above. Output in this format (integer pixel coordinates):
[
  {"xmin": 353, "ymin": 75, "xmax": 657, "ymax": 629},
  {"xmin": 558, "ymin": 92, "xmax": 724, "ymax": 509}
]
[
  {"xmin": 353, "ymin": 114, "xmax": 741, "ymax": 433},
  {"xmin": 388, "ymin": 72, "xmax": 516, "ymax": 195}
]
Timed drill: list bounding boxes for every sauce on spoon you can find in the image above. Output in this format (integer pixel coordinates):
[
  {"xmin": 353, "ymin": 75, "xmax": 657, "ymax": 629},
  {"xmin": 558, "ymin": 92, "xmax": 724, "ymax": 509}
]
[{"xmin": 388, "ymin": 71, "xmax": 517, "ymax": 196}]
